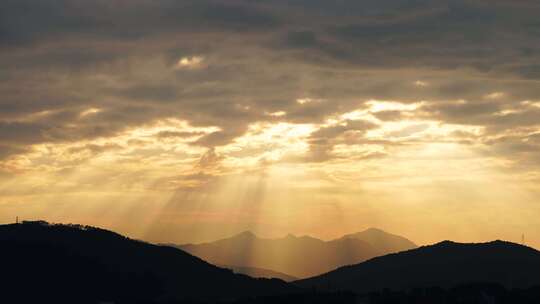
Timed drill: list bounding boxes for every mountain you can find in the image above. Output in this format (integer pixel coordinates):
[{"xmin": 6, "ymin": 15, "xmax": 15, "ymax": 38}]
[
  {"xmin": 221, "ymin": 265, "xmax": 298, "ymax": 282},
  {"xmin": 0, "ymin": 221, "xmax": 295, "ymax": 303},
  {"xmin": 296, "ymin": 240, "xmax": 540, "ymax": 293},
  {"xmin": 175, "ymin": 228, "xmax": 415, "ymax": 278},
  {"xmin": 342, "ymin": 227, "xmax": 417, "ymax": 253},
  {"xmin": 178, "ymin": 232, "xmax": 380, "ymax": 278}
]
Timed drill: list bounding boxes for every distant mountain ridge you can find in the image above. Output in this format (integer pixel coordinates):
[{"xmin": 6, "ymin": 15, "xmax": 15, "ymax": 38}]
[
  {"xmin": 0, "ymin": 221, "xmax": 295, "ymax": 303},
  {"xmin": 341, "ymin": 227, "xmax": 417, "ymax": 253},
  {"xmin": 173, "ymin": 228, "xmax": 416, "ymax": 278},
  {"xmin": 296, "ymin": 240, "xmax": 540, "ymax": 293},
  {"xmin": 220, "ymin": 265, "xmax": 298, "ymax": 282}
]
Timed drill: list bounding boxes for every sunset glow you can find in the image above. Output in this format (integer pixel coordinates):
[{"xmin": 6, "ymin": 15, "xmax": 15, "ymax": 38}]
[{"xmin": 1, "ymin": 0, "xmax": 540, "ymax": 250}]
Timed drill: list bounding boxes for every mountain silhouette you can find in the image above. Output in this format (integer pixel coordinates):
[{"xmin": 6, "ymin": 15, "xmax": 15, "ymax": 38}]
[
  {"xmin": 174, "ymin": 228, "xmax": 415, "ymax": 278},
  {"xmin": 220, "ymin": 265, "xmax": 298, "ymax": 282},
  {"xmin": 341, "ymin": 227, "xmax": 417, "ymax": 253},
  {"xmin": 296, "ymin": 240, "xmax": 540, "ymax": 293},
  {"xmin": 0, "ymin": 221, "xmax": 295, "ymax": 303}
]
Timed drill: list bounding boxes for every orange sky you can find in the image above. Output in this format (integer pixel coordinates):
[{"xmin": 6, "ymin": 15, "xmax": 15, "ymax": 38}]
[{"xmin": 1, "ymin": 1, "xmax": 540, "ymax": 249}]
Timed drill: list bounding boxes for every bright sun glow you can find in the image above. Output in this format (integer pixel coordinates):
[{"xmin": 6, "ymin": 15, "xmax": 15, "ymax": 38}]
[{"xmin": 175, "ymin": 56, "xmax": 206, "ymax": 69}]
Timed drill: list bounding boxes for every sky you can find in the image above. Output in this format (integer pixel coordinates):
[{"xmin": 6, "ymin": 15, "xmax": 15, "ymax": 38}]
[{"xmin": 1, "ymin": 0, "xmax": 540, "ymax": 248}]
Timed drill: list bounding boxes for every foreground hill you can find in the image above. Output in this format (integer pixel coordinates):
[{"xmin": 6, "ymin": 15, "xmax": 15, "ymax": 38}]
[
  {"xmin": 175, "ymin": 228, "xmax": 415, "ymax": 278},
  {"xmin": 0, "ymin": 221, "xmax": 295, "ymax": 303},
  {"xmin": 296, "ymin": 240, "xmax": 540, "ymax": 293}
]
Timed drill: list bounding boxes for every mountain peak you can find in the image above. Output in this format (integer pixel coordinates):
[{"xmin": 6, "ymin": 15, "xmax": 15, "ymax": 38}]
[
  {"xmin": 342, "ymin": 228, "xmax": 417, "ymax": 253},
  {"xmin": 361, "ymin": 227, "xmax": 387, "ymax": 234},
  {"xmin": 434, "ymin": 240, "xmax": 457, "ymax": 246},
  {"xmin": 430, "ymin": 239, "xmax": 532, "ymax": 251}
]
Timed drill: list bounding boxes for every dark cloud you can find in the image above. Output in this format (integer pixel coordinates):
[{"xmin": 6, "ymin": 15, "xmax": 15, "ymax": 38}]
[
  {"xmin": 197, "ymin": 148, "xmax": 224, "ymax": 169},
  {"xmin": 195, "ymin": 130, "xmax": 243, "ymax": 147},
  {"xmin": 283, "ymin": 31, "xmax": 320, "ymax": 49},
  {"xmin": 372, "ymin": 110, "xmax": 406, "ymax": 121},
  {"xmin": 0, "ymin": 0, "xmax": 281, "ymax": 47},
  {"xmin": 307, "ymin": 119, "xmax": 378, "ymax": 162},
  {"xmin": 0, "ymin": 145, "xmax": 29, "ymax": 160},
  {"xmin": 515, "ymin": 65, "xmax": 540, "ymax": 80},
  {"xmin": 421, "ymin": 101, "xmax": 501, "ymax": 124},
  {"xmin": 0, "ymin": 121, "xmax": 47, "ymax": 145},
  {"xmin": 419, "ymin": 100, "xmax": 540, "ymax": 133},
  {"xmin": 479, "ymin": 133, "xmax": 540, "ymax": 170}
]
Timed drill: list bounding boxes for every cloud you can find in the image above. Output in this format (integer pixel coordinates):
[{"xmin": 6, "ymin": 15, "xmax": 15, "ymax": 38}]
[
  {"xmin": 372, "ymin": 110, "xmax": 406, "ymax": 121},
  {"xmin": 0, "ymin": 145, "xmax": 29, "ymax": 160},
  {"xmin": 307, "ymin": 119, "xmax": 378, "ymax": 162},
  {"xmin": 198, "ymin": 148, "xmax": 224, "ymax": 170},
  {"xmin": 386, "ymin": 124, "xmax": 430, "ymax": 138},
  {"xmin": 1, "ymin": 0, "xmax": 540, "ymax": 173},
  {"xmin": 0, "ymin": 1, "xmax": 281, "ymax": 46},
  {"xmin": 155, "ymin": 130, "xmax": 205, "ymax": 139},
  {"xmin": 174, "ymin": 56, "xmax": 206, "ymax": 70}
]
